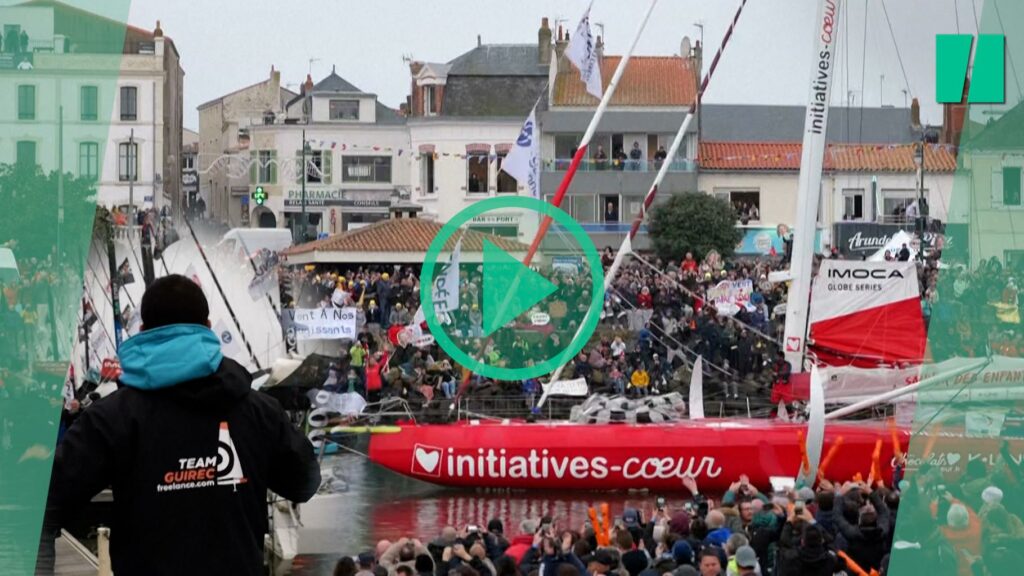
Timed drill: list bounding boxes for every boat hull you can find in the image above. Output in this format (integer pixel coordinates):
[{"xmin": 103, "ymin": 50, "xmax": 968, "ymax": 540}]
[{"xmin": 368, "ymin": 420, "xmax": 907, "ymax": 491}]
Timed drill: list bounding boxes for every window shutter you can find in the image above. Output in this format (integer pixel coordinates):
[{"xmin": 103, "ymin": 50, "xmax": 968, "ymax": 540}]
[
  {"xmin": 250, "ymin": 150, "xmax": 257, "ymax": 185},
  {"xmin": 269, "ymin": 150, "xmax": 278, "ymax": 184},
  {"xmin": 992, "ymin": 167, "xmax": 1004, "ymax": 208},
  {"xmin": 322, "ymin": 152, "xmax": 332, "ymax": 185}
]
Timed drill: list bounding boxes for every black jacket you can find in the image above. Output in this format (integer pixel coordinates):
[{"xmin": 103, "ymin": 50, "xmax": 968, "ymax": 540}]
[
  {"xmin": 834, "ymin": 490, "xmax": 890, "ymax": 573},
  {"xmin": 47, "ymin": 358, "xmax": 321, "ymax": 576}
]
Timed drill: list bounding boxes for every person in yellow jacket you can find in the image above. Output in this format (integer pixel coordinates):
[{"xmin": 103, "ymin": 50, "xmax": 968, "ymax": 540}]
[{"xmin": 629, "ymin": 364, "xmax": 650, "ymax": 397}]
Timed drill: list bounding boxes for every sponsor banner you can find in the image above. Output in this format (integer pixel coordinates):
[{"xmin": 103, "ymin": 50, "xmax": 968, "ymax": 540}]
[
  {"xmin": 282, "ymin": 307, "xmax": 358, "ymax": 341},
  {"xmin": 552, "ymin": 255, "xmax": 582, "ymax": 275},
  {"xmin": 832, "ymin": 222, "xmax": 948, "ymax": 258},
  {"xmin": 367, "ymin": 422, "xmax": 904, "ymax": 491},
  {"xmin": 809, "ymin": 260, "xmax": 924, "ymax": 364},
  {"xmin": 734, "ymin": 226, "xmax": 825, "ymax": 256}
]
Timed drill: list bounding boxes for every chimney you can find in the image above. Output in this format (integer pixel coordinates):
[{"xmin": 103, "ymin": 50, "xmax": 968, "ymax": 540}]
[
  {"xmin": 942, "ymin": 79, "xmax": 970, "ymax": 145},
  {"xmin": 555, "ymin": 25, "xmax": 568, "ymax": 59},
  {"xmin": 693, "ymin": 40, "xmax": 703, "ymax": 86},
  {"xmin": 270, "ymin": 65, "xmax": 281, "ymax": 90},
  {"xmin": 595, "ymin": 35, "xmax": 604, "ymax": 60},
  {"xmin": 538, "ymin": 17, "xmax": 552, "ymax": 66},
  {"xmin": 910, "ymin": 97, "xmax": 921, "ymax": 128},
  {"xmin": 477, "ymin": 34, "xmax": 482, "ymax": 47},
  {"xmin": 154, "ymin": 20, "xmax": 165, "ymax": 57}
]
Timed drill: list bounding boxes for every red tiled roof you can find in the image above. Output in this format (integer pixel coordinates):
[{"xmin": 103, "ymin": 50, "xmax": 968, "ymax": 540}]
[
  {"xmin": 698, "ymin": 141, "xmax": 958, "ymax": 172},
  {"xmin": 284, "ymin": 218, "xmax": 529, "ymax": 256},
  {"xmin": 553, "ymin": 56, "xmax": 697, "ymax": 107}
]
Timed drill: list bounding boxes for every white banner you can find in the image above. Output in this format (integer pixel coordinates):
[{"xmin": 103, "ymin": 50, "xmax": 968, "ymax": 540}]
[
  {"xmin": 867, "ymin": 229, "xmax": 916, "ymax": 262},
  {"xmin": 541, "ymin": 378, "xmax": 589, "ymax": 397},
  {"xmin": 565, "ymin": 1, "xmax": 603, "ymax": 99},
  {"xmin": 707, "ymin": 279, "xmax": 753, "ymax": 313},
  {"xmin": 283, "ymin": 307, "xmax": 358, "ymax": 341},
  {"xmin": 433, "ymin": 238, "xmax": 461, "ymax": 314},
  {"xmin": 501, "ymin": 105, "xmax": 540, "ymax": 198}
]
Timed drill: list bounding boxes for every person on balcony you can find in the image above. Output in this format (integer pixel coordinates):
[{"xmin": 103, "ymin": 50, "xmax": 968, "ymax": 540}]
[
  {"xmin": 654, "ymin": 145, "xmax": 668, "ymax": 168},
  {"xmin": 629, "ymin": 141, "xmax": 643, "ymax": 171},
  {"xmin": 613, "ymin": 147, "xmax": 627, "ymax": 171},
  {"xmin": 594, "ymin": 146, "xmax": 608, "ymax": 171}
]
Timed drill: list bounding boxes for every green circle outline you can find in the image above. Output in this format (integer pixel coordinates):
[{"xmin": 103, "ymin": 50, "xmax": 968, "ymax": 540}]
[{"xmin": 421, "ymin": 196, "xmax": 604, "ymax": 380}]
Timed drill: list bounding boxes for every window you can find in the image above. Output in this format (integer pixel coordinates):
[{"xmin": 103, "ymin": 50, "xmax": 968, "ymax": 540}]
[
  {"xmin": 181, "ymin": 155, "xmax": 195, "ymax": 171},
  {"xmin": 421, "ymin": 154, "xmax": 435, "ymax": 194},
  {"xmin": 843, "ymin": 188, "xmax": 864, "ymax": 220},
  {"xmin": 81, "ymin": 86, "xmax": 98, "ymax": 121},
  {"xmin": 602, "ymin": 195, "xmax": 620, "ymax": 222},
  {"xmin": 572, "ymin": 196, "xmax": 596, "ymax": 223},
  {"xmin": 1004, "ymin": 167, "xmax": 1022, "ymax": 206},
  {"xmin": 715, "ymin": 189, "xmax": 761, "ymax": 223},
  {"xmin": 17, "ymin": 85, "xmax": 35, "ymax": 120},
  {"xmin": 495, "ymin": 153, "xmax": 517, "ymax": 193},
  {"xmin": 16, "ymin": 141, "xmax": 36, "ymax": 169},
  {"xmin": 256, "ymin": 150, "xmax": 277, "ymax": 184},
  {"xmin": 329, "ymin": 99, "xmax": 359, "ymax": 120},
  {"xmin": 341, "ymin": 155, "xmax": 390, "ymax": 183},
  {"xmin": 306, "ymin": 150, "xmax": 324, "ymax": 183},
  {"xmin": 424, "ymin": 86, "xmax": 436, "ymax": 116},
  {"xmin": 119, "ymin": 142, "xmax": 138, "ymax": 181},
  {"xmin": 120, "ymin": 86, "xmax": 137, "ymax": 121},
  {"xmin": 882, "ymin": 190, "xmax": 916, "ymax": 220},
  {"xmin": 3, "ymin": 25, "xmax": 21, "ymax": 55},
  {"xmin": 466, "ymin": 153, "xmax": 489, "ymax": 193},
  {"xmin": 79, "ymin": 142, "xmax": 99, "ymax": 180}
]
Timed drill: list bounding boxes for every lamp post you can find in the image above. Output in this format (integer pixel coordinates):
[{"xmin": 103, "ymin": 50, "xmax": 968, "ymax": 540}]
[
  {"xmin": 913, "ymin": 140, "xmax": 924, "ymax": 261},
  {"xmin": 298, "ymin": 129, "xmax": 310, "ymax": 243}
]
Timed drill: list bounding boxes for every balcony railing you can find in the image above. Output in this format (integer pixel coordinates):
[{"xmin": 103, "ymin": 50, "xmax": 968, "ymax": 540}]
[{"xmin": 543, "ymin": 158, "xmax": 697, "ymax": 173}]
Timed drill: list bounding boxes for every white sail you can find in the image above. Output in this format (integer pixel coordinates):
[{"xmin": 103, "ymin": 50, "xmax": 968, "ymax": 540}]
[
  {"xmin": 798, "ymin": 365, "xmax": 826, "ymax": 486},
  {"xmin": 688, "ymin": 356, "xmax": 705, "ymax": 420},
  {"xmin": 782, "ymin": 0, "xmax": 842, "ymax": 370}
]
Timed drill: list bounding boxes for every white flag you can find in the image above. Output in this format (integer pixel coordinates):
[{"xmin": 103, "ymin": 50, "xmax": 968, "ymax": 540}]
[
  {"xmin": 500, "ymin": 104, "xmax": 540, "ymax": 198},
  {"xmin": 213, "ymin": 319, "xmax": 243, "ymax": 360},
  {"xmin": 566, "ymin": 2, "xmax": 603, "ymax": 99},
  {"xmin": 432, "ymin": 238, "xmax": 461, "ymax": 314}
]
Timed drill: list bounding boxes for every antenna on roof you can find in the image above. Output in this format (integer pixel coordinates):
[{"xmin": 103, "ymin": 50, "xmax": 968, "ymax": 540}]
[
  {"xmin": 308, "ymin": 57, "xmax": 321, "ymax": 77},
  {"xmin": 402, "ymin": 53, "xmax": 413, "ymax": 64}
]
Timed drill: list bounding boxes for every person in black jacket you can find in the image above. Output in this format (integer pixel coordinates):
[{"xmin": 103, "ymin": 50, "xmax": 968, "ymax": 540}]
[
  {"xmin": 833, "ymin": 485, "xmax": 890, "ymax": 573},
  {"xmin": 41, "ymin": 275, "xmax": 321, "ymax": 576}
]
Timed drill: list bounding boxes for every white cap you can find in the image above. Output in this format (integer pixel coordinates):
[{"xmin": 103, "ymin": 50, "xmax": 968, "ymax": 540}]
[{"xmin": 982, "ymin": 486, "xmax": 1004, "ymax": 505}]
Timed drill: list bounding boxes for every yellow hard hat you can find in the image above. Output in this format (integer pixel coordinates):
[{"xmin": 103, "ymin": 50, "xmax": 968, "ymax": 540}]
[
  {"xmin": 369, "ymin": 299, "xmax": 377, "ymax": 306},
  {"xmin": 382, "ymin": 272, "xmax": 390, "ymax": 280},
  {"xmin": 395, "ymin": 303, "xmax": 403, "ymax": 309}
]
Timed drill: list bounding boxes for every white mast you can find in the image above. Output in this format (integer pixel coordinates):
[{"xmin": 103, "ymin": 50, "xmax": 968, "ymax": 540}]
[{"xmin": 782, "ymin": 0, "xmax": 842, "ymax": 370}]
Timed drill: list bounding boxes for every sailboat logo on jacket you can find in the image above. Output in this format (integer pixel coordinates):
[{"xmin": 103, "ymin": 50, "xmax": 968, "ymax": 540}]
[
  {"xmin": 156, "ymin": 421, "xmax": 248, "ymax": 493},
  {"xmin": 216, "ymin": 421, "xmax": 247, "ymax": 488}
]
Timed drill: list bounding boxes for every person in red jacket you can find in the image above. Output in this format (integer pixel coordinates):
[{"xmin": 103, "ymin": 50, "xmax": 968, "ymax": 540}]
[
  {"xmin": 637, "ymin": 287, "xmax": 654, "ymax": 309},
  {"xmin": 366, "ymin": 350, "xmax": 388, "ymax": 403},
  {"xmin": 681, "ymin": 252, "xmax": 699, "ymax": 273},
  {"xmin": 504, "ymin": 519, "xmax": 539, "ymax": 565}
]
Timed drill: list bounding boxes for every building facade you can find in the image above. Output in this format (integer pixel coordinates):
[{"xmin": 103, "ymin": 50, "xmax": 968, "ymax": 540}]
[
  {"xmin": 406, "ymin": 20, "xmax": 553, "ymax": 242},
  {"xmin": 197, "ymin": 66, "xmax": 296, "ymax": 227},
  {"xmin": 242, "ymin": 67, "xmax": 409, "ymax": 235},
  {"xmin": 0, "ymin": 2, "xmax": 183, "ymax": 216},
  {"xmin": 539, "ymin": 31, "xmax": 701, "ymax": 251}
]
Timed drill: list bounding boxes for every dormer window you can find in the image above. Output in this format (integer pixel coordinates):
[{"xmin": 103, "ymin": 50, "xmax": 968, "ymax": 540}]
[
  {"xmin": 329, "ymin": 99, "xmax": 359, "ymax": 120},
  {"xmin": 424, "ymin": 86, "xmax": 437, "ymax": 116}
]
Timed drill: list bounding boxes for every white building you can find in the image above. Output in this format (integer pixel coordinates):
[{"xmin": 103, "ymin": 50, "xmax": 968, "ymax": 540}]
[
  {"xmin": 243, "ymin": 67, "xmax": 409, "ymax": 235},
  {"xmin": 0, "ymin": 3, "xmax": 183, "ymax": 215},
  {"xmin": 405, "ymin": 20, "xmax": 554, "ymax": 241}
]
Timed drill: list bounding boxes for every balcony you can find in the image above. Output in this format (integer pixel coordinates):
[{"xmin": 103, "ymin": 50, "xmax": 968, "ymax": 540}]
[{"xmin": 543, "ymin": 158, "xmax": 697, "ymax": 173}]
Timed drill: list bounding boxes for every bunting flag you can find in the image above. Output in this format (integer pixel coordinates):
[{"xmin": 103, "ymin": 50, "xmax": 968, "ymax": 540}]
[
  {"xmin": 566, "ymin": 1, "xmax": 603, "ymax": 99},
  {"xmin": 500, "ymin": 104, "xmax": 540, "ymax": 198}
]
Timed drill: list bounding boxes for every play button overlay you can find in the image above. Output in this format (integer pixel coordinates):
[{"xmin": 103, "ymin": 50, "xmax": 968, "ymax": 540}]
[
  {"xmin": 421, "ymin": 196, "xmax": 604, "ymax": 380},
  {"xmin": 482, "ymin": 239, "xmax": 558, "ymax": 337}
]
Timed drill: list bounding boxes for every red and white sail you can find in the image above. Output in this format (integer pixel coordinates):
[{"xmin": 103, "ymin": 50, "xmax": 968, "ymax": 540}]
[{"xmin": 809, "ymin": 260, "xmax": 924, "ymax": 366}]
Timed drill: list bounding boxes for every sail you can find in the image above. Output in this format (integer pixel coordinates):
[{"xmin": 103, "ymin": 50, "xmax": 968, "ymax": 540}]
[
  {"xmin": 809, "ymin": 260, "xmax": 924, "ymax": 366},
  {"xmin": 216, "ymin": 421, "xmax": 247, "ymax": 487},
  {"xmin": 782, "ymin": 0, "xmax": 842, "ymax": 369}
]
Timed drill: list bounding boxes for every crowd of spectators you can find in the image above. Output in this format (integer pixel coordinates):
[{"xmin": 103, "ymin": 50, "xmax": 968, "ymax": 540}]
[{"xmin": 330, "ymin": 458, "xmax": 1024, "ymax": 576}]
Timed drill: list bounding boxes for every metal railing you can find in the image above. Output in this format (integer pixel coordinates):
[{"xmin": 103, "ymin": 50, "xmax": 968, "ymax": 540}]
[{"xmin": 544, "ymin": 158, "xmax": 697, "ymax": 173}]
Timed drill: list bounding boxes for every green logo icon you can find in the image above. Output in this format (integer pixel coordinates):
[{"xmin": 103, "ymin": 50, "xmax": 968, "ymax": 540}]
[
  {"xmin": 421, "ymin": 196, "xmax": 604, "ymax": 380},
  {"xmin": 481, "ymin": 239, "xmax": 558, "ymax": 337},
  {"xmin": 937, "ymin": 34, "xmax": 1005, "ymax": 103},
  {"xmin": 252, "ymin": 186, "xmax": 268, "ymax": 206}
]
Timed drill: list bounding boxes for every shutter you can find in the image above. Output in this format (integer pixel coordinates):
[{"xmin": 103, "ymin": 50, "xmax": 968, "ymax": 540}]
[
  {"xmin": 250, "ymin": 150, "xmax": 257, "ymax": 185},
  {"xmin": 322, "ymin": 152, "xmax": 332, "ymax": 185},
  {"xmin": 992, "ymin": 166, "xmax": 1004, "ymax": 208},
  {"xmin": 269, "ymin": 150, "xmax": 278, "ymax": 184}
]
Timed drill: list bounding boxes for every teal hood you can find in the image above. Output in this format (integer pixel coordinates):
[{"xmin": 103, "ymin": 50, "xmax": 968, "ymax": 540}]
[{"xmin": 119, "ymin": 324, "xmax": 224, "ymax": 390}]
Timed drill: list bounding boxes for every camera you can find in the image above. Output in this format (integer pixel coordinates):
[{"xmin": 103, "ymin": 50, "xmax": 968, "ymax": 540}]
[
  {"xmin": 467, "ymin": 525, "xmax": 479, "ymax": 533},
  {"xmin": 656, "ymin": 496, "xmax": 666, "ymax": 510}
]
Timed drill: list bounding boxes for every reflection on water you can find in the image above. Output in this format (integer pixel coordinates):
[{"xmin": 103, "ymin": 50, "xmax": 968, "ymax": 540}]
[{"xmin": 292, "ymin": 454, "xmax": 675, "ymax": 576}]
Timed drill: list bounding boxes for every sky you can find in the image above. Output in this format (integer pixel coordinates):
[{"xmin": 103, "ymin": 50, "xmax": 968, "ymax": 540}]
[{"xmin": 116, "ymin": 0, "xmax": 991, "ymax": 131}]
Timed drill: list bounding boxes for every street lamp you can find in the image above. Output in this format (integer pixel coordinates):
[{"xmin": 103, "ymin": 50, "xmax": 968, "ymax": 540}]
[{"xmin": 913, "ymin": 141, "xmax": 925, "ymax": 260}]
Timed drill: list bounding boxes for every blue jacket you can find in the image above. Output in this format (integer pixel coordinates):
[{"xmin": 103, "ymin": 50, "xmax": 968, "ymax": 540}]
[{"xmin": 118, "ymin": 324, "xmax": 223, "ymax": 390}]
